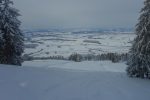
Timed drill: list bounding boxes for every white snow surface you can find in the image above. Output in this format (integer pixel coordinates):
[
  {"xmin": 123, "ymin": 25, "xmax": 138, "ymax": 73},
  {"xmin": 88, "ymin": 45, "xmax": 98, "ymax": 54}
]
[{"xmin": 0, "ymin": 60, "xmax": 150, "ymax": 100}]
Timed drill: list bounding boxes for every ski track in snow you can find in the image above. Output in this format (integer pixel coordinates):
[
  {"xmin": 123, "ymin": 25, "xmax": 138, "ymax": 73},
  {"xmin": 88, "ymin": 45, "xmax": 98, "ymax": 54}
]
[{"xmin": 0, "ymin": 60, "xmax": 150, "ymax": 100}]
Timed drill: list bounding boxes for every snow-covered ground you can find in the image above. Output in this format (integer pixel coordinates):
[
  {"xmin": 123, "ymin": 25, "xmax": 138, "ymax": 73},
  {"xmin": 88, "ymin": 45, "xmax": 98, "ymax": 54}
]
[
  {"xmin": 24, "ymin": 32, "xmax": 135, "ymax": 57},
  {"xmin": 0, "ymin": 60, "xmax": 150, "ymax": 100}
]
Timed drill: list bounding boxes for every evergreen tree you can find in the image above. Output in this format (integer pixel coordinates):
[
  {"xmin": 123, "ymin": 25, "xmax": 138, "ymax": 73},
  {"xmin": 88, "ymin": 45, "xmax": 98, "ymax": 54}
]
[
  {"xmin": 127, "ymin": 0, "xmax": 150, "ymax": 78},
  {"xmin": 0, "ymin": 0, "xmax": 24, "ymax": 66}
]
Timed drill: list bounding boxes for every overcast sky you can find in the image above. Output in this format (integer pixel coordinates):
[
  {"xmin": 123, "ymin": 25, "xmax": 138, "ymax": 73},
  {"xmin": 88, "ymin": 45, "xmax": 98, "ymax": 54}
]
[{"xmin": 13, "ymin": 0, "xmax": 144, "ymax": 29}]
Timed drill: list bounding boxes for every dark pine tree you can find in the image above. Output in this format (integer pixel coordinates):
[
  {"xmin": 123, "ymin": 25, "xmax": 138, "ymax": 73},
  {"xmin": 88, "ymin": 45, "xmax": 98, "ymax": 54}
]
[
  {"xmin": 0, "ymin": 0, "xmax": 24, "ymax": 66},
  {"xmin": 127, "ymin": 0, "xmax": 150, "ymax": 78}
]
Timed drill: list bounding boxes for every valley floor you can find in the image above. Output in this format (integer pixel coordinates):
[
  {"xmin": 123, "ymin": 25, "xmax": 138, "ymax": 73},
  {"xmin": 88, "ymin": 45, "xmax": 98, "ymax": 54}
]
[{"xmin": 0, "ymin": 60, "xmax": 150, "ymax": 100}]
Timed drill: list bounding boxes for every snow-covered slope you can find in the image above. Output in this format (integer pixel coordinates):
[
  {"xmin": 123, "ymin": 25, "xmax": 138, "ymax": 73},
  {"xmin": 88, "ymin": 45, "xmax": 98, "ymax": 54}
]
[{"xmin": 0, "ymin": 60, "xmax": 150, "ymax": 100}]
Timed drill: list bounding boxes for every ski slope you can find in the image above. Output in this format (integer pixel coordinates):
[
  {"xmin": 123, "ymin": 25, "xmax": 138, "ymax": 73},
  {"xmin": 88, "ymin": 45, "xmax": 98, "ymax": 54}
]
[{"xmin": 0, "ymin": 60, "xmax": 150, "ymax": 100}]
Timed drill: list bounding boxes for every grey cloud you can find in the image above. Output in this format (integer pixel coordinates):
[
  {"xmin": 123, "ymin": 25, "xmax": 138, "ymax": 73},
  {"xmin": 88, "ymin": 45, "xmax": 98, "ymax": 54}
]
[{"xmin": 13, "ymin": 0, "xmax": 144, "ymax": 29}]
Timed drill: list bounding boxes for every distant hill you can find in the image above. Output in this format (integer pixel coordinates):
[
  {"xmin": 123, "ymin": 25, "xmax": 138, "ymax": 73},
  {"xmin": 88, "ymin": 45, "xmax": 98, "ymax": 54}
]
[{"xmin": 23, "ymin": 27, "xmax": 134, "ymax": 34}]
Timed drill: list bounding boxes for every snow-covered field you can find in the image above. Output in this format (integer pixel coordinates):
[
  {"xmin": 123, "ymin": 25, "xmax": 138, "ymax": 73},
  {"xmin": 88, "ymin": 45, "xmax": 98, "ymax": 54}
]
[
  {"xmin": 0, "ymin": 60, "xmax": 150, "ymax": 100},
  {"xmin": 24, "ymin": 32, "xmax": 135, "ymax": 57}
]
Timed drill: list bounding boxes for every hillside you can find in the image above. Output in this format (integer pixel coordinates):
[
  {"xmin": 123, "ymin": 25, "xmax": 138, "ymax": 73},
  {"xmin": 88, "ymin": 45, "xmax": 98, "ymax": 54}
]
[{"xmin": 0, "ymin": 60, "xmax": 150, "ymax": 100}]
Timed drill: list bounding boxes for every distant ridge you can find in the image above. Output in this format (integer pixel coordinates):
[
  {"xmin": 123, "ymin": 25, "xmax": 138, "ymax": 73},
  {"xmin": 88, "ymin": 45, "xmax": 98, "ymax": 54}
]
[{"xmin": 23, "ymin": 27, "xmax": 134, "ymax": 34}]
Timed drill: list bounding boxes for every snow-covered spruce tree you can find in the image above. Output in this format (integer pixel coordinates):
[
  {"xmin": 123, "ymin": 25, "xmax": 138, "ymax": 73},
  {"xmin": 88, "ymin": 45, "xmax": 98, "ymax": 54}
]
[
  {"xmin": 0, "ymin": 0, "xmax": 24, "ymax": 66},
  {"xmin": 127, "ymin": 0, "xmax": 150, "ymax": 78}
]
